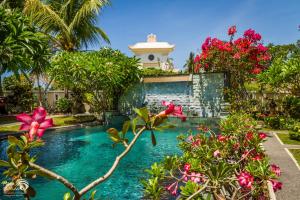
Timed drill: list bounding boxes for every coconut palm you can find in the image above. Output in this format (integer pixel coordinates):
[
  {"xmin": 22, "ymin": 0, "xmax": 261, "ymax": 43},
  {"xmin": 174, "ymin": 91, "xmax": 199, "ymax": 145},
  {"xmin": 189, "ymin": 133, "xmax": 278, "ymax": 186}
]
[
  {"xmin": 23, "ymin": 0, "xmax": 110, "ymax": 51},
  {"xmin": 184, "ymin": 52, "xmax": 195, "ymax": 73}
]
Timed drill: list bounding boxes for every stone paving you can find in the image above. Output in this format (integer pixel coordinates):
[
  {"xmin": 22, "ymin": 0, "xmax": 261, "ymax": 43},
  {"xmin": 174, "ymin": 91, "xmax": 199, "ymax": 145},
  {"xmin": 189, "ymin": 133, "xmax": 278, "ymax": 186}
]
[{"xmin": 263, "ymin": 132, "xmax": 300, "ymax": 200}]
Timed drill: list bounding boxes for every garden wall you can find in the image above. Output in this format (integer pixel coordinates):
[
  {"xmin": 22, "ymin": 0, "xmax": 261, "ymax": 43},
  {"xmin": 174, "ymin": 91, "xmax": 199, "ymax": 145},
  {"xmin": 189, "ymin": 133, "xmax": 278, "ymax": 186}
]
[{"xmin": 119, "ymin": 73, "xmax": 225, "ymax": 117}]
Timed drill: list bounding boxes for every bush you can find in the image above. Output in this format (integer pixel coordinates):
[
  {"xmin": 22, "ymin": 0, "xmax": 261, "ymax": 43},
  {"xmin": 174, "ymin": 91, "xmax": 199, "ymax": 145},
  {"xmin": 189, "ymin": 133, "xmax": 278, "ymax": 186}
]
[
  {"xmin": 3, "ymin": 75, "xmax": 34, "ymax": 113},
  {"xmin": 142, "ymin": 113, "xmax": 282, "ymax": 199},
  {"xmin": 55, "ymin": 98, "xmax": 72, "ymax": 113},
  {"xmin": 289, "ymin": 122, "xmax": 300, "ymax": 141},
  {"xmin": 283, "ymin": 96, "xmax": 300, "ymax": 119}
]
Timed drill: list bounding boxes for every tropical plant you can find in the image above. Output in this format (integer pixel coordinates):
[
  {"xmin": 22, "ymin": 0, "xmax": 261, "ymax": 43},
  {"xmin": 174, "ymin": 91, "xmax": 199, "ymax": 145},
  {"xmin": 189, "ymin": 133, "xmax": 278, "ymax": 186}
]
[
  {"xmin": 258, "ymin": 56, "xmax": 300, "ymax": 95},
  {"xmin": 0, "ymin": 5, "xmax": 49, "ymax": 96},
  {"xmin": 55, "ymin": 97, "xmax": 72, "ymax": 113},
  {"xmin": 49, "ymin": 48, "xmax": 141, "ymax": 113},
  {"xmin": 183, "ymin": 52, "xmax": 195, "ymax": 73},
  {"xmin": 23, "ymin": 0, "xmax": 110, "ymax": 51},
  {"xmin": 142, "ymin": 113, "xmax": 282, "ymax": 199},
  {"xmin": 194, "ymin": 26, "xmax": 271, "ymax": 111},
  {"xmin": 3, "ymin": 75, "xmax": 34, "ymax": 113},
  {"xmin": 0, "ymin": 101, "xmax": 186, "ymax": 199}
]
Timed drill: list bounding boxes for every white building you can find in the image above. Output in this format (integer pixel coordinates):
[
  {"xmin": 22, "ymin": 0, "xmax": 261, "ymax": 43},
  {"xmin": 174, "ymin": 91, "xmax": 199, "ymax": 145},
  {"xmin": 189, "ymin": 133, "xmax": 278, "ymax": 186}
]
[{"xmin": 129, "ymin": 34, "xmax": 175, "ymax": 70}]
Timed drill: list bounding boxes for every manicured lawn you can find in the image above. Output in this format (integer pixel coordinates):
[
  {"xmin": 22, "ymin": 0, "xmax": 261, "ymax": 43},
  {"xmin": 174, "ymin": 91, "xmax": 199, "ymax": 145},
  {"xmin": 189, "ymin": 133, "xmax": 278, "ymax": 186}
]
[
  {"xmin": 277, "ymin": 133, "xmax": 300, "ymax": 145},
  {"xmin": 289, "ymin": 149, "xmax": 300, "ymax": 165},
  {"xmin": 0, "ymin": 116, "xmax": 95, "ymax": 134}
]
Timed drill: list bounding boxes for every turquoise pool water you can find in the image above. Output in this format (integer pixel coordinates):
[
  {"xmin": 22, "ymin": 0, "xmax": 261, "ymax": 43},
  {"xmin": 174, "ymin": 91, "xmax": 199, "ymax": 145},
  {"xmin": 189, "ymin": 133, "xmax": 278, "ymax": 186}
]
[{"xmin": 0, "ymin": 126, "xmax": 194, "ymax": 200}]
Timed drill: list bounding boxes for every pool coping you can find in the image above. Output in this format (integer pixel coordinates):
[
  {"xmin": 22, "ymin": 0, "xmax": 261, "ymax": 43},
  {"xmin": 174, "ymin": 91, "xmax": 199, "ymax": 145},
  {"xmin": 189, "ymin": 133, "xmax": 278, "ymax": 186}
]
[{"xmin": 0, "ymin": 121, "xmax": 102, "ymax": 140}]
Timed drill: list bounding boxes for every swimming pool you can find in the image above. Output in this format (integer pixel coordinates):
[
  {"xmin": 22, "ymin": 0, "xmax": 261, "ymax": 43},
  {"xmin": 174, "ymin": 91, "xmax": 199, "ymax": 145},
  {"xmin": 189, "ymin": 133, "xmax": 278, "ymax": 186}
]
[{"xmin": 0, "ymin": 126, "xmax": 193, "ymax": 200}]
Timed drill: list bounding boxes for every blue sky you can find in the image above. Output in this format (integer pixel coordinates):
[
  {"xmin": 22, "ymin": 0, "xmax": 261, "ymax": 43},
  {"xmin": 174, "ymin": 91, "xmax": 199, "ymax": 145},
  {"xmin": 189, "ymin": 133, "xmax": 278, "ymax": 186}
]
[{"xmin": 93, "ymin": 0, "xmax": 300, "ymax": 69}]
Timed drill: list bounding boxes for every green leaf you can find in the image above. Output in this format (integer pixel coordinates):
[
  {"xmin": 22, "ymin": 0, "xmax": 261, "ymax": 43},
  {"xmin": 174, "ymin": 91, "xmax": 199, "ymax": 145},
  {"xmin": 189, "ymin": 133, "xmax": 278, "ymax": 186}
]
[
  {"xmin": 0, "ymin": 160, "xmax": 10, "ymax": 167},
  {"xmin": 134, "ymin": 107, "xmax": 149, "ymax": 122},
  {"xmin": 122, "ymin": 121, "xmax": 130, "ymax": 137},
  {"xmin": 107, "ymin": 128, "xmax": 121, "ymax": 143},
  {"xmin": 8, "ymin": 136, "xmax": 21, "ymax": 147},
  {"xmin": 63, "ymin": 192, "xmax": 71, "ymax": 200},
  {"xmin": 131, "ymin": 117, "xmax": 138, "ymax": 132},
  {"xmin": 151, "ymin": 131, "xmax": 157, "ymax": 146},
  {"xmin": 89, "ymin": 190, "xmax": 97, "ymax": 200},
  {"xmin": 20, "ymin": 135, "xmax": 28, "ymax": 144}
]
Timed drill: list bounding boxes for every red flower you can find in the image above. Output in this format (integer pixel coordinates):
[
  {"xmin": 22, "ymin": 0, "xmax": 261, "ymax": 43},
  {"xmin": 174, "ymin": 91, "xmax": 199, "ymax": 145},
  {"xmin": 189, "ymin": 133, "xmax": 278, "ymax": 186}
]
[
  {"xmin": 238, "ymin": 172, "xmax": 254, "ymax": 189},
  {"xmin": 184, "ymin": 163, "xmax": 191, "ymax": 172},
  {"xmin": 228, "ymin": 25, "xmax": 237, "ymax": 36},
  {"xmin": 246, "ymin": 131, "xmax": 254, "ymax": 141},
  {"xmin": 251, "ymin": 67, "xmax": 262, "ymax": 74},
  {"xmin": 270, "ymin": 180, "xmax": 282, "ymax": 192},
  {"xmin": 259, "ymin": 132, "xmax": 267, "ymax": 140},
  {"xmin": 270, "ymin": 164, "xmax": 281, "ymax": 176},
  {"xmin": 233, "ymin": 53, "xmax": 241, "ymax": 59},
  {"xmin": 253, "ymin": 33, "xmax": 262, "ymax": 41},
  {"xmin": 159, "ymin": 101, "xmax": 186, "ymax": 121},
  {"xmin": 192, "ymin": 138, "xmax": 201, "ymax": 147},
  {"xmin": 217, "ymin": 135, "xmax": 227, "ymax": 142},
  {"xmin": 16, "ymin": 107, "xmax": 53, "ymax": 141}
]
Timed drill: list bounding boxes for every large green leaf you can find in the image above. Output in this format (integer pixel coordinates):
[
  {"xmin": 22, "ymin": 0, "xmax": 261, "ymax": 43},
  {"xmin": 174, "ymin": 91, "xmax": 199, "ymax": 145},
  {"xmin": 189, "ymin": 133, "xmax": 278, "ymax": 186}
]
[
  {"xmin": 122, "ymin": 120, "xmax": 130, "ymax": 137},
  {"xmin": 134, "ymin": 107, "xmax": 149, "ymax": 122}
]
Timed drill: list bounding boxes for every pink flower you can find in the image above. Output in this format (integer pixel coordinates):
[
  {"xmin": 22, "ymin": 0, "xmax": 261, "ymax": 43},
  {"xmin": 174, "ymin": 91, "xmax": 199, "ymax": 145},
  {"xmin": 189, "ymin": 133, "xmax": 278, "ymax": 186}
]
[
  {"xmin": 271, "ymin": 164, "xmax": 281, "ymax": 176},
  {"xmin": 184, "ymin": 163, "xmax": 191, "ymax": 172},
  {"xmin": 259, "ymin": 132, "xmax": 267, "ymax": 140},
  {"xmin": 213, "ymin": 150, "xmax": 220, "ymax": 157},
  {"xmin": 192, "ymin": 138, "xmax": 201, "ymax": 147},
  {"xmin": 159, "ymin": 101, "xmax": 187, "ymax": 121},
  {"xmin": 238, "ymin": 172, "xmax": 254, "ymax": 189},
  {"xmin": 270, "ymin": 180, "xmax": 282, "ymax": 192},
  {"xmin": 228, "ymin": 25, "xmax": 237, "ymax": 36},
  {"xmin": 166, "ymin": 181, "xmax": 178, "ymax": 196},
  {"xmin": 190, "ymin": 172, "xmax": 201, "ymax": 183},
  {"xmin": 252, "ymin": 154, "xmax": 263, "ymax": 161},
  {"xmin": 16, "ymin": 107, "xmax": 53, "ymax": 141},
  {"xmin": 217, "ymin": 135, "xmax": 227, "ymax": 142}
]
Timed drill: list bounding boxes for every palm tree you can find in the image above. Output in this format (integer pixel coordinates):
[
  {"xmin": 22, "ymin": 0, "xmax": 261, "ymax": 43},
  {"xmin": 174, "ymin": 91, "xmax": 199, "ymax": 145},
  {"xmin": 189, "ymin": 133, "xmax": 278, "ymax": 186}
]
[
  {"xmin": 184, "ymin": 52, "xmax": 195, "ymax": 74},
  {"xmin": 23, "ymin": 0, "xmax": 110, "ymax": 51}
]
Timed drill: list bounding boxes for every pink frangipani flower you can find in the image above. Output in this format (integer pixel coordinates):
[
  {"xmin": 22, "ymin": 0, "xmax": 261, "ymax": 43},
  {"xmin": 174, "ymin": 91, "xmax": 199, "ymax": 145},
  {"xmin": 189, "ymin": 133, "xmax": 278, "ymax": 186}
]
[
  {"xmin": 159, "ymin": 101, "xmax": 187, "ymax": 121},
  {"xmin": 238, "ymin": 171, "xmax": 254, "ymax": 189},
  {"xmin": 16, "ymin": 107, "xmax": 53, "ymax": 141},
  {"xmin": 190, "ymin": 172, "xmax": 201, "ymax": 183},
  {"xmin": 270, "ymin": 180, "xmax": 282, "ymax": 192},
  {"xmin": 213, "ymin": 150, "xmax": 220, "ymax": 158},
  {"xmin": 270, "ymin": 164, "xmax": 281, "ymax": 177}
]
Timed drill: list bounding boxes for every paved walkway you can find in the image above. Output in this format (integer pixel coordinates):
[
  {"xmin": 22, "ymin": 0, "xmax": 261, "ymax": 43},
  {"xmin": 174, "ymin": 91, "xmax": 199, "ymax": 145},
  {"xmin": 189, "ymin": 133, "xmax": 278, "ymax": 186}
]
[{"xmin": 263, "ymin": 132, "xmax": 300, "ymax": 200}]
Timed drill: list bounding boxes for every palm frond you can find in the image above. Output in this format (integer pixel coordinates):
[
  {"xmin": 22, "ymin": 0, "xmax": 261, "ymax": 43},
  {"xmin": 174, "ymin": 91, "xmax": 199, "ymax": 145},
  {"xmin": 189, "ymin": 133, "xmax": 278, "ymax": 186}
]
[
  {"xmin": 69, "ymin": 0, "xmax": 110, "ymax": 41},
  {"xmin": 24, "ymin": 0, "xmax": 70, "ymax": 40}
]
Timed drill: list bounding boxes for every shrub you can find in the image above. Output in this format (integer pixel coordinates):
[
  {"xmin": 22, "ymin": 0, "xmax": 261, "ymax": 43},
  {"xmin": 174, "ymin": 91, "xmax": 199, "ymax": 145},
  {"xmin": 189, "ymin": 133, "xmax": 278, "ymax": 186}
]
[
  {"xmin": 289, "ymin": 122, "xmax": 300, "ymax": 141},
  {"xmin": 142, "ymin": 113, "xmax": 282, "ymax": 199},
  {"xmin": 55, "ymin": 97, "xmax": 72, "ymax": 113},
  {"xmin": 283, "ymin": 96, "xmax": 300, "ymax": 119}
]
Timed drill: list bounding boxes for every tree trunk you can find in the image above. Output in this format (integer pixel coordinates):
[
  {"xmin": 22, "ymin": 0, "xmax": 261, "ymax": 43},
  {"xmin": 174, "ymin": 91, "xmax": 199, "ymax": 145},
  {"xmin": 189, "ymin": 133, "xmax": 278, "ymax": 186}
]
[
  {"xmin": 0, "ymin": 74, "xmax": 3, "ymax": 96},
  {"xmin": 36, "ymin": 74, "xmax": 43, "ymax": 107}
]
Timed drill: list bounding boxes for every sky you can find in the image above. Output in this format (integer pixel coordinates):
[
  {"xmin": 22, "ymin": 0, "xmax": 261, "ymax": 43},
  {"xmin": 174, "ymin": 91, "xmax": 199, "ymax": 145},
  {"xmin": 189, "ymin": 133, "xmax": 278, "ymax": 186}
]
[{"xmin": 91, "ymin": 0, "xmax": 300, "ymax": 69}]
